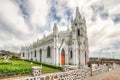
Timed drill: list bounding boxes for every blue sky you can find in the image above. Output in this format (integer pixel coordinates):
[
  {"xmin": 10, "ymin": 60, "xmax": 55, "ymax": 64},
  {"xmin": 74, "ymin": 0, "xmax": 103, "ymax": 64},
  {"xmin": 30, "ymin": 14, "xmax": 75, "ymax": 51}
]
[{"xmin": 0, "ymin": 0, "xmax": 120, "ymax": 59}]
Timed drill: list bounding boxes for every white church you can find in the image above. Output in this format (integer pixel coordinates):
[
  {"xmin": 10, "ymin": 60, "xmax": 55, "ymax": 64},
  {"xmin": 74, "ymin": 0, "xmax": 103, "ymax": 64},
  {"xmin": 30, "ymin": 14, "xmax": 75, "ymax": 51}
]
[{"xmin": 20, "ymin": 7, "xmax": 89, "ymax": 66}]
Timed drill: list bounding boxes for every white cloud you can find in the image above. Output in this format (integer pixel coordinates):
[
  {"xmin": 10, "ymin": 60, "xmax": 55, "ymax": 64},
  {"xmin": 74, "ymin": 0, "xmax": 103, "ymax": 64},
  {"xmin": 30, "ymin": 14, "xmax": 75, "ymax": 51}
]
[
  {"xmin": 28, "ymin": 0, "xmax": 50, "ymax": 27},
  {"xmin": 0, "ymin": 0, "xmax": 120, "ymax": 59},
  {"xmin": 0, "ymin": 0, "xmax": 49, "ymax": 52},
  {"xmin": 84, "ymin": 0, "xmax": 120, "ymax": 57},
  {"xmin": 0, "ymin": 0, "xmax": 30, "ymax": 34}
]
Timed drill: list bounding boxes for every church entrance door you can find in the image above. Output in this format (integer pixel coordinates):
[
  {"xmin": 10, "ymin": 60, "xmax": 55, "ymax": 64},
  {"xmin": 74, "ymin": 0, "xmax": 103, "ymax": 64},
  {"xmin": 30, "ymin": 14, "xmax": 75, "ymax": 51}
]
[{"xmin": 61, "ymin": 49, "xmax": 65, "ymax": 65}]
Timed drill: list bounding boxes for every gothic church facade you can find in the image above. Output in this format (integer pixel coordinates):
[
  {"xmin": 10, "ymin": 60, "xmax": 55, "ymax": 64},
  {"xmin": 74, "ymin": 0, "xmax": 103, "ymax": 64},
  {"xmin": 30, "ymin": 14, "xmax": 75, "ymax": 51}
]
[{"xmin": 21, "ymin": 7, "xmax": 89, "ymax": 66}]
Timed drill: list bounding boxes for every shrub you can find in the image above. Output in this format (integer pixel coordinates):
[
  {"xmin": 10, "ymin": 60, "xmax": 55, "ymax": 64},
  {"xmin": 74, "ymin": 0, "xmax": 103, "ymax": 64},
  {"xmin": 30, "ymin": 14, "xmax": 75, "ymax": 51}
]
[
  {"xmin": 24, "ymin": 59, "xmax": 62, "ymax": 70},
  {"xmin": 0, "ymin": 62, "xmax": 12, "ymax": 65}
]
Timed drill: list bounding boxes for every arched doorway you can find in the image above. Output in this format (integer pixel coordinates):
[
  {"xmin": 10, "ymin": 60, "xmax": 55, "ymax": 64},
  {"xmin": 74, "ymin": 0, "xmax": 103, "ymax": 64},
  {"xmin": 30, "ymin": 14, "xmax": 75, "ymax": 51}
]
[
  {"xmin": 61, "ymin": 49, "xmax": 65, "ymax": 65},
  {"xmin": 84, "ymin": 52, "xmax": 87, "ymax": 65},
  {"xmin": 40, "ymin": 49, "xmax": 42, "ymax": 62}
]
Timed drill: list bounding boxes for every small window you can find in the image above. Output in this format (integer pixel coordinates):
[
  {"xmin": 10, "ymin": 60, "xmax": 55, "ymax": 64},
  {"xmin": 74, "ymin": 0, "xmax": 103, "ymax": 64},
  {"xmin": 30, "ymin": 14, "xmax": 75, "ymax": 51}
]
[
  {"xmin": 75, "ymin": 23, "xmax": 77, "ymax": 26},
  {"xmin": 77, "ymin": 29, "xmax": 80, "ymax": 36},
  {"xmin": 47, "ymin": 46, "xmax": 51, "ymax": 57},
  {"xmin": 34, "ymin": 50, "xmax": 36, "ymax": 57}
]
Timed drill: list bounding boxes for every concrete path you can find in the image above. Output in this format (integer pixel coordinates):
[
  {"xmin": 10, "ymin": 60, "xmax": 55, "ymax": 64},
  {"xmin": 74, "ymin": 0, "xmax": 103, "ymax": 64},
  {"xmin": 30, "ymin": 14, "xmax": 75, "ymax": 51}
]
[{"xmin": 85, "ymin": 68, "xmax": 120, "ymax": 80}]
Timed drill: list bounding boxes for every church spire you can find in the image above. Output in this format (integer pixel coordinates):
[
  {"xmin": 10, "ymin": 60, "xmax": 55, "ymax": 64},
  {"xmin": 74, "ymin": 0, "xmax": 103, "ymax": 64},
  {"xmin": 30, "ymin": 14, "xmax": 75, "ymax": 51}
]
[{"xmin": 75, "ymin": 7, "xmax": 81, "ymax": 20}]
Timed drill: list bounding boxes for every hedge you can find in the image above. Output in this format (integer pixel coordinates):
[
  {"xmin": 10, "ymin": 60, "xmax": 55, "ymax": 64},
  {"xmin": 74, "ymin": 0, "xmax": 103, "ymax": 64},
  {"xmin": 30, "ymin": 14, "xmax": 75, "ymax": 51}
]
[{"xmin": 17, "ymin": 59, "xmax": 63, "ymax": 70}]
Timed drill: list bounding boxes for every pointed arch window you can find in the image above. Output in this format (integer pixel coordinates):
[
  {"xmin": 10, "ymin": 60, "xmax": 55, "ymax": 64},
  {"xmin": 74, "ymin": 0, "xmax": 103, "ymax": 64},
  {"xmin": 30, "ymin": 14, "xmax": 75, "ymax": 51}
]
[
  {"xmin": 31, "ymin": 51, "xmax": 33, "ymax": 60},
  {"xmin": 40, "ymin": 49, "xmax": 42, "ymax": 62},
  {"xmin": 34, "ymin": 50, "xmax": 36, "ymax": 57},
  {"xmin": 47, "ymin": 46, "xmax": 51, "ymax": 57},
  {"xmin": 77, "ymin": 29, "xmax": 80, "ymax": 36},
  {"xmin": 22, "ymin": 52, "xmax": 25, "ymax": 57},
  {"xmin": 70, "ymin": 50, "xmax": 73, "ymax": 59},
  {"xmin": 40, "ymin": 49, "xmax": 42, "ymax": 54}
]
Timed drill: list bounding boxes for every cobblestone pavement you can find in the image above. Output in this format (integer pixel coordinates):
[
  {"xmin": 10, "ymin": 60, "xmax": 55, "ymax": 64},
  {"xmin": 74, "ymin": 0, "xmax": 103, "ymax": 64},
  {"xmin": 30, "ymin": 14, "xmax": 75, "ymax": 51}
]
[{"xmin": 85, "ymin": 68, "xmax": 120, "ymax": 80}]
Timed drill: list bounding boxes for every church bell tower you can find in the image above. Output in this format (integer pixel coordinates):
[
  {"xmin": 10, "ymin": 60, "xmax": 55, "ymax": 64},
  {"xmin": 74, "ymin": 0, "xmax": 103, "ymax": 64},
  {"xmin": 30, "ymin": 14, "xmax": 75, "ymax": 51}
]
[{"xmin": 71, "ymin": 7, "xmax": 89, "ymax": 65}]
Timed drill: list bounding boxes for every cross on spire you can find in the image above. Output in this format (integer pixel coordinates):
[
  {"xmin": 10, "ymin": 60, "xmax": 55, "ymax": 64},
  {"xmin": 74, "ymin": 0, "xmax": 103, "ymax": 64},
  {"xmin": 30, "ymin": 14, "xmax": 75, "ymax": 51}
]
[
  {"xmin": 75, "ymin": 7, "xmax": 81, "ymax": 20},
  {"xmin": 72, "ymin": 0, "xmax": 82, "ymax": 21},
  {"xmin": 75, "ymin": 0, "xmax": 79, "ymax": 7}
]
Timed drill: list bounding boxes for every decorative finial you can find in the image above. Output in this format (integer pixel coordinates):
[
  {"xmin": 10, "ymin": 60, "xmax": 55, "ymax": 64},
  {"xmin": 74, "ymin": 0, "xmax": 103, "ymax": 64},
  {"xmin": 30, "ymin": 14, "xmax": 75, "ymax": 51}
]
[
  {"xmin": 71, "ymin": 16, "xmax": 73, "ymax": 22},
  {"xmin": 54, "ymin": 23, "xmax": 57, "ymax": 27},
  {"xmin": 43, "ymin": 34, "xmax": 45, "ymax": 38},
  {"xmin": 67, "ymin": 25, "xmax": 70, "ymax": 31},
  {"xmin": 37, "ymin": 38, "xmax": 39, "ymax": 42},
  {"xmin": 83, "ymin": 17, "xmax": 86, "ymax": 23},
  {"xmin": 75, "ymin": 0, "xmax": 79, "ymax": 8},
  {"xmin": 53, "ymin": 23, "xmax": 58, "ymax": 31}
]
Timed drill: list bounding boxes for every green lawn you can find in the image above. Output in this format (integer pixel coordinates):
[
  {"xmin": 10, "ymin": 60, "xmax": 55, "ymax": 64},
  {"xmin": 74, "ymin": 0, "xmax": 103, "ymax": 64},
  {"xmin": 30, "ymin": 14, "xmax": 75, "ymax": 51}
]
[{"xmin": 0, "ymin": 59, "xmax": 60, "ymax": 75}]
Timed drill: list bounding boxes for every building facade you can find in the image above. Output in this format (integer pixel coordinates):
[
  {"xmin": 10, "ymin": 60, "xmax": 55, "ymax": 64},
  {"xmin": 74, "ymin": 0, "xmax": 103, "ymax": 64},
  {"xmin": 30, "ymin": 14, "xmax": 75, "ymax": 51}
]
[{"xmin": 21, "ymin": 7, "xmax": 89, "ymax": 66}]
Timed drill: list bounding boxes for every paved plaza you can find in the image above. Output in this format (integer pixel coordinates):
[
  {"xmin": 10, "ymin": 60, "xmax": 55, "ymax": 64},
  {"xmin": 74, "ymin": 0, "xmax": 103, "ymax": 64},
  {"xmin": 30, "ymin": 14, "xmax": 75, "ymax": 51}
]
[{"xmin": 85, "ymin": 68, "xmax": 120, "ymax": 80}]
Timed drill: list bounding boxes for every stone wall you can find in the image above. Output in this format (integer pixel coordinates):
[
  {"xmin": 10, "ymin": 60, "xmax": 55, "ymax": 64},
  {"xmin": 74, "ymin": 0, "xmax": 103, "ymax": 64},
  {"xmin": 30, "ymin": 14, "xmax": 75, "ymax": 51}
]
[
  {"xmin": 13, "ymin": 66, "xmax": 91, "ymax": 80},
  {"xmin": 12, "ymin": 64, "xmax": 120, "ymax": 80},
  {"xmin": 92, "ymin": 64, "xmax": 109, "ymax": 76}
]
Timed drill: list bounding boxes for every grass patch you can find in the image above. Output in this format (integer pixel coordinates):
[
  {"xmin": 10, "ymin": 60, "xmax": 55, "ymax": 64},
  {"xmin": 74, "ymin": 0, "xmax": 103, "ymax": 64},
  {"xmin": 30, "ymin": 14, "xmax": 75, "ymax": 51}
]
[{"xmin": 0, "ymin": 59, "xmax": 60, "ymax": 75}]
